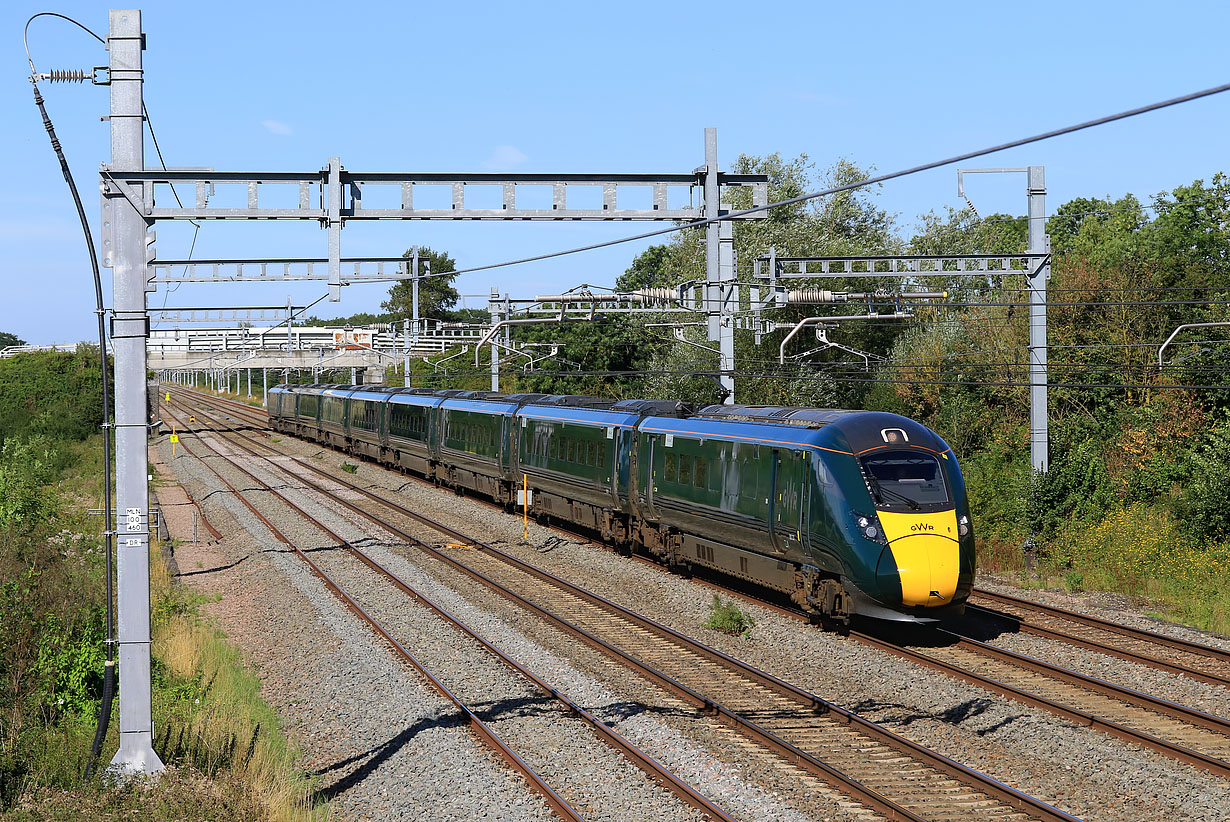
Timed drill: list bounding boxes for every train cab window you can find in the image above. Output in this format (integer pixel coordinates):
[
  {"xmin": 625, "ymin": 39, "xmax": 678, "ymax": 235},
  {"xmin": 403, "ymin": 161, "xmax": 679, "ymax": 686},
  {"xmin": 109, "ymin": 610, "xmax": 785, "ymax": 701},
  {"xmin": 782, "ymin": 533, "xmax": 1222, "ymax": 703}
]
[
  {"xmin": 694, "ymin": 456, "xmax": 707, "ymax": 488},
  {"xmin": 679, "ymin": 454, "xmax": 692, "ymax": 485},
  {"xmin": 861, "ymin": 450, "xmax": 949, "ymax": 508},
  {"xmin": 665, "ymin": 453, "xmax": 676, "ymax": 482}
]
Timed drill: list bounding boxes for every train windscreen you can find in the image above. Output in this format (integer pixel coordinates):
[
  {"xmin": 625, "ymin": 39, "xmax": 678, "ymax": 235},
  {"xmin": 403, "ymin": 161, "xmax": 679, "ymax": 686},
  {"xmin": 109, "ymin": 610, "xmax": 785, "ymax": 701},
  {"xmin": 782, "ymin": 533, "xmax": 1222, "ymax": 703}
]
[{"xmin": 861, "ymin": 450, "xmax": 949, "ymax": 509}]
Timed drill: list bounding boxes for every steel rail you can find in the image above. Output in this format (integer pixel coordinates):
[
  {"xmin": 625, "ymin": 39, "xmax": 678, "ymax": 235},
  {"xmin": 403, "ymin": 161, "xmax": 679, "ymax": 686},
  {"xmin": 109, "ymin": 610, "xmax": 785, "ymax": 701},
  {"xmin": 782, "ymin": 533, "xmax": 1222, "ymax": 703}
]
[
  {"xmin": 167, "ymin": 393, "xmax": 1080, "ymax": 822},
  {"xmin": 851, "ymin": 629, "xmax": 1230, "ymax": 779},
  {"xmin": 964, "ymin": 601, "xmax": 1230, "ymax": 688},
  {"xmin": 164, "ymin": 428, "xmax": 587, "ymax": 822},
  {"xmin": 165, "ymin": 399, "xmax": 927, "ymax": 821},
  {"xmin": 172, "ymin": 386, "xmax": 1230, "ymax": 780},
  {"xmin": 970, "ymin": 589, "xmax": 1230, "ymax": 670},
  {"xmin": 163, "ymin": 404, "xmax": 738, "ymax": 822}
]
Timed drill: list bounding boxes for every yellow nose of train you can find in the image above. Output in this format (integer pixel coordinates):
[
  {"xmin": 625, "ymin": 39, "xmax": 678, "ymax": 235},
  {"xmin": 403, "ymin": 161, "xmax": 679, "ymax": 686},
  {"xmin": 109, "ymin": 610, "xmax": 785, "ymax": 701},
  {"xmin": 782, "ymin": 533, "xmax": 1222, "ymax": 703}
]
[{"xmin": 876, "ymin": 510, "xmax": 961, "ymax": 607}]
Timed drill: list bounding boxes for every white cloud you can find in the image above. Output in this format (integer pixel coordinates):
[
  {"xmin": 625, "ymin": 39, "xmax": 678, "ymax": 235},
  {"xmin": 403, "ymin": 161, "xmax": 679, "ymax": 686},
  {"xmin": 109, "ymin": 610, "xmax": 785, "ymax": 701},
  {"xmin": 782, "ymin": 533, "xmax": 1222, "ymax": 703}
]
[
  {"xmin": 261, "ymin": 119, "xmax": 293, "ymax": 136},
  {"xmin": 481, "ymin": 145, "xmax": 528, "ymax": 171}
]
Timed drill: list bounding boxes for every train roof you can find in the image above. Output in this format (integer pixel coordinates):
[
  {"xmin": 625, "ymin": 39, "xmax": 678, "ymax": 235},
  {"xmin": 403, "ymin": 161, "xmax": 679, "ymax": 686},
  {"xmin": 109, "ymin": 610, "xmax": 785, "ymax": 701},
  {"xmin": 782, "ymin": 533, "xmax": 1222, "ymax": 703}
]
[
  {"xmin": 611, "ymin": 398, "xmax": 692, "ymax": 417},
  {"xmin": 536, "ymin": 394, "xmax": 616, "ymax": 409},
  {"xmin": 693, "ymin": 405, "xmax": 859, "ymax": 429}
]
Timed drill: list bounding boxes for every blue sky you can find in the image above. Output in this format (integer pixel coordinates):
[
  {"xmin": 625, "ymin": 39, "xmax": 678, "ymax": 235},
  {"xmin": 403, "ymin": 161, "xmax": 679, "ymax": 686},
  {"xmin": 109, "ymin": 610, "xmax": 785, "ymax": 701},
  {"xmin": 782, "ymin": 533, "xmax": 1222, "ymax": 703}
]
[{"xmin": 4, "ymin": 1, "xmax": 1228, "ymax": 344}]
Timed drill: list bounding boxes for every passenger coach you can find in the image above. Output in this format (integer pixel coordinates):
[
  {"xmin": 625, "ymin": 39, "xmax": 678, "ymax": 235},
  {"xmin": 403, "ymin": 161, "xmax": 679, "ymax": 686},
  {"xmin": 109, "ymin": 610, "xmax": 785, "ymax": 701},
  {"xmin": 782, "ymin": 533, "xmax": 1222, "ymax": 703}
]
[{"xmin": 266, "ymin": 384, "xmax": 974, "ymax": 624}]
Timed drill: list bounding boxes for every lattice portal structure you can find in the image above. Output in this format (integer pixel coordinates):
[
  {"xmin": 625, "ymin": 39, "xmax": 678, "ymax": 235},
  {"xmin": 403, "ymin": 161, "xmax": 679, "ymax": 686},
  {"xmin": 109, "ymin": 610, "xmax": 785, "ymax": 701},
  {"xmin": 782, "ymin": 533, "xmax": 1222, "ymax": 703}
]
[
  {"xmin": 104, "ymin": 164, "xmax": 770, "ymax": 301},
  {"xmin": 149, "ymin": 306, "xmax": 305, "ymax": 323},
  {"xmin": 149, "ymin": 257, "xmax": 411, "ymax": 284},
  {"xmin": 755, "ymin": 252, "xmax": 1046, "ymax": 281},
  {"xmin": 100, "ymin": 168, "xmax": 770, "ymax": 222}
]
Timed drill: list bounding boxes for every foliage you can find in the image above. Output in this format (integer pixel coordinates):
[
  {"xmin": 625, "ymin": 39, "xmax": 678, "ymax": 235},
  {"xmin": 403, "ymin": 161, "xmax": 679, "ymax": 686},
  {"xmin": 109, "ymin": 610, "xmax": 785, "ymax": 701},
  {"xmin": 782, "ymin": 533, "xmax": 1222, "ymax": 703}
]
[
  {"xmin": 703, "ymin": 595, "xmax": 756, "ymax": 638},
  {"xmin": 340, "ymin": 461, "xmax": 358, "ymax": 474},
  {"xmin": 381, "ymin": 246, "xmax": 460, "ymax": 320},
  {"xmin": 0, "ymin": 333, "xmax": 25, "ymax": 350},
  {"xmin": 1177, "ymin": 416, "xmax": 1230, "ymax": 542},
  {"xmin": 0, "ymin": 437, "xmax": 105, "ymax": 808},
  {"xmin": 615, "ymin": 245, "xmax": 673, "ymax": 292},
  {"xmin": 0, "ymin": 357, "xmax": 321, "ymax": 816},
  {"xmin": 0, "ymin": 348, "xmax": 105, "ymax": 445},
  {"xmin": 0, "ymin": 437, "xmax": 56, "ymax": 528},
  {"xmin": 301, "ymin": 309, "xmax": 396, "ymax": 327}
]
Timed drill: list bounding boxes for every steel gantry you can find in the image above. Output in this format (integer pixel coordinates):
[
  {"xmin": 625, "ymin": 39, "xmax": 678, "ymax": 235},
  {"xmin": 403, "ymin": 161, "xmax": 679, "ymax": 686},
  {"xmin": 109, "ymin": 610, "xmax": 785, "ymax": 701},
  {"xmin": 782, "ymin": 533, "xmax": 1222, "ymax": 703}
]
[
  {"xmin": 100, "ymin": 10, "xmax": 767, "ymax": 775},
  {"xmin": 752, "ymin": 163, "xmax": 1051, "ymax": 474}
]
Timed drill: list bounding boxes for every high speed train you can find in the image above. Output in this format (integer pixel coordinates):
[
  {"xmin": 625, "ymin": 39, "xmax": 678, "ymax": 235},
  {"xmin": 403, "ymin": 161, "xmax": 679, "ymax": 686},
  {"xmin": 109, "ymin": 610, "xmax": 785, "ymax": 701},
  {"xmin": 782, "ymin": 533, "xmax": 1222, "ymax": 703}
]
[{"xmin": 267, "ymin": 384, "xmax": 975, "ymax": 623}]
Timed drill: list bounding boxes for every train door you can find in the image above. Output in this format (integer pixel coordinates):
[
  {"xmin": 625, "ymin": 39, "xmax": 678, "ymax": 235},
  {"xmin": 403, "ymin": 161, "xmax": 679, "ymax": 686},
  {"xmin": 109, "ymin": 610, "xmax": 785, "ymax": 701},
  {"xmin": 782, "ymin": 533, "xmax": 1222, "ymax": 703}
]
[
  {"xmin": 644, "ymin": 434, "xmax": 659, "ymax": 519},
  {"xmin": 770, "ymin": 449, "xmax": 806, "ymax": 555}
]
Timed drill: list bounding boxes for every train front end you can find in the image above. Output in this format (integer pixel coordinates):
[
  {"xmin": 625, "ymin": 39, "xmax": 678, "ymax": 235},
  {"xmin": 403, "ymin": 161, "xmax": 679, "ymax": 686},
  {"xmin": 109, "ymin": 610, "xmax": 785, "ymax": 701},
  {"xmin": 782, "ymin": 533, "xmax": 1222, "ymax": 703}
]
[{"xmin": 820, "ymin": 413, "xmax": 975, "ymax": 622}]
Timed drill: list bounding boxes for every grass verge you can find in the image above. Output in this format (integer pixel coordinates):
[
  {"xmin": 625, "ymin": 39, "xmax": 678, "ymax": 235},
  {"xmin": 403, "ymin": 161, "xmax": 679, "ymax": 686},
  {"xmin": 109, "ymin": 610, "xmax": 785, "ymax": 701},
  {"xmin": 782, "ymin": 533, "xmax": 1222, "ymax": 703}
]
[
  {"xmin": 2, "ymin": 435, "xmax": 325, "ymax": 820},
  {"xmin": 978, "ymin": 503, "xmax": 1230, "ymax": 635},
  {"xmin": 147, "ymin": 542, "xmax": 326, "ymax": 821}
]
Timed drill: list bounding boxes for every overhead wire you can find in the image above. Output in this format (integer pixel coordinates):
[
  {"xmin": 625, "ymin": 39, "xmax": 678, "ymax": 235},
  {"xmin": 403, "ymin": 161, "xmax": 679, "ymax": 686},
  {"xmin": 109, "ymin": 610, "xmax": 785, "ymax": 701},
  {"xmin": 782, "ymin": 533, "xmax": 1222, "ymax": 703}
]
[{"xmin": 420, "ymin": 80, "xmax": 1230, "ymax": 280}]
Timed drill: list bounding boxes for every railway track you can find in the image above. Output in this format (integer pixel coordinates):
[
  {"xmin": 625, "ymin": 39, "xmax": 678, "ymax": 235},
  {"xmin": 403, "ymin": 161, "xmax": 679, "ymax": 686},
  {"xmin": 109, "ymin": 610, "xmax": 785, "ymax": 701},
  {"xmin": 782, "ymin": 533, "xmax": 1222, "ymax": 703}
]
[
  {"xmin": 851, "ymin": 626, "xmax": 1230, "ymax": 778},
  {"xmin": 161, "ymin": 403, "xmax": 736, "ymax": 822},
  {"xmin": 170, "ymin": 391, "xmax": 1230, "ymax": 733},
  {"xmin": 966, "ymin": 590, "xmax": 1230, "ymax": 688},
  {"xmin": 170, "ymin": 387, "xmax": 1230, "ymax": 779},
  {"xmin": 165, "ymin": 387, "xmax": 1078, "ymax": 822}
]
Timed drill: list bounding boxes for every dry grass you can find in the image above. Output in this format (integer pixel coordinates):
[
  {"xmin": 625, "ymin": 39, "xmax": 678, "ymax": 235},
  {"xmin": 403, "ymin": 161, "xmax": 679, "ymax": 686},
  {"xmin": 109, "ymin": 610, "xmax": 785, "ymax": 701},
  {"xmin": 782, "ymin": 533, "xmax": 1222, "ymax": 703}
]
[{"xmin": 149, "ymin": 544, "xmax": 326, "ymax": 822}]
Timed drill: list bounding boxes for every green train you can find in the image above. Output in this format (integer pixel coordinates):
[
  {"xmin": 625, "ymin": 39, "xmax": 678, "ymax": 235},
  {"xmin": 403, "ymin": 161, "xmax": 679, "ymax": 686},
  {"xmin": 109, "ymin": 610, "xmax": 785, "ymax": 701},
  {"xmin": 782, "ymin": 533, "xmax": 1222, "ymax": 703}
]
[{"xmin": 268, "ymin": 385, "xmax": 975, "ymax": 624}]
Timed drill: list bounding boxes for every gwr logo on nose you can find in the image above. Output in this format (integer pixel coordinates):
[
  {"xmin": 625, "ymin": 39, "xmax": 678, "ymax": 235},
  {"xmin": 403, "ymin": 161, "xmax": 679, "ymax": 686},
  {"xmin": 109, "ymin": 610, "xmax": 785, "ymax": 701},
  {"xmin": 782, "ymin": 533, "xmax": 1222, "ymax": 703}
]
[{"xmin": 910, "ymin": 522, "xmax": 935, "ymax": 532}]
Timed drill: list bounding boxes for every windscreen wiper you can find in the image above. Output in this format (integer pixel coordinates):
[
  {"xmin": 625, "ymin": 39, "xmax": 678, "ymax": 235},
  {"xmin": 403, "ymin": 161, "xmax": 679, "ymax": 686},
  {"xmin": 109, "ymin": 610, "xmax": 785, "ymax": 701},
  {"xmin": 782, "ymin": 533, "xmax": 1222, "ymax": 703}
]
[{"xmin": 867, "ymin": 474, "xmax": 920, "ymax": 511}]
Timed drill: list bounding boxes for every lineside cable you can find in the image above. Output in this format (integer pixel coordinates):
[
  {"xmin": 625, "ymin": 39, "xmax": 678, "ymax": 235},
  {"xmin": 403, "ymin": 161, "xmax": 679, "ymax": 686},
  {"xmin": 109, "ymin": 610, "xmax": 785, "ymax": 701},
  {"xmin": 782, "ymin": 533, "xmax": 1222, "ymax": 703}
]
[{"xmin": 24, "ymin": 10, "xmax": 114, "ymax": 781}]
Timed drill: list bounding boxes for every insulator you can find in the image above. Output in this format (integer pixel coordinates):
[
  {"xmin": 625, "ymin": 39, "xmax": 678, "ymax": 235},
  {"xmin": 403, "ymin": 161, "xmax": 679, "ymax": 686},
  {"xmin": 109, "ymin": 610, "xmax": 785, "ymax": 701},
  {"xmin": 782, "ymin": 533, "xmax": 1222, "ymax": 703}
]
[
  {"xmin": 787, "ymin": 289, "xmax": 839, "ymax": 304},
  {"xmin": 631, "ymin": 288, "xmax": 677, "ymax": 302},
  {"xmin": 44, "ymin": 69, "xmax": 90, "ymax": 84}
]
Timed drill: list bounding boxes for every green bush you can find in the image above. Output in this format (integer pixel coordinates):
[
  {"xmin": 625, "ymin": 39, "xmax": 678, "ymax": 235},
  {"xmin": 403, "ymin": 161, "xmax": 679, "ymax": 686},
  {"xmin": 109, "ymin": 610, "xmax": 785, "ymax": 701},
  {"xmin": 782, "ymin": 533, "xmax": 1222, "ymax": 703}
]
[
  {"xmin": 703, "ymin": 595, "xmax": 755, "ymax": 637},
  {"xmin": 0, "ymin": 437, "xmax": 56, "ymax": 528},
  {"xmin": 1178, "ymin": 419, "xmax": 1230, "ymax": 542},
  {"xmin": 35, "ymin": 610, "xmax": 106, "ymax": 722},
  {"xmin": 0, "ymin": 348, "xmax": 105, "ymax": 445}
]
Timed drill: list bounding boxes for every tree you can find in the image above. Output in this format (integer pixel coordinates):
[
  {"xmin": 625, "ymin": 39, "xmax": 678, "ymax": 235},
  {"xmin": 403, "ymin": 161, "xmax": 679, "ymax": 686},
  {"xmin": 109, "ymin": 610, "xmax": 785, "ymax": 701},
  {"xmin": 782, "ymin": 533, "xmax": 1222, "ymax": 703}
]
[
  {"xmin": 0, "ymin": 333, "xmax": 25, "ymax": 349},
  {"xmin": 615, "ymin": 245, "xmax": 672, "ymax": 292},
  {"xmin": 381, "ymin": 247, "xmax": 460, "ymax": 320}
]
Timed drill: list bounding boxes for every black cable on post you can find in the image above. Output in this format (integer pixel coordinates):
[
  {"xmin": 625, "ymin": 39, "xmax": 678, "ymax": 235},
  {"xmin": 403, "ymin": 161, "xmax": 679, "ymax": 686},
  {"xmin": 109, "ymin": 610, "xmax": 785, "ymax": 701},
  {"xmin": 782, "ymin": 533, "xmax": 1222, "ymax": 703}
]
[
  {"xmin": 30, "ymin": 77, "xmax": 116, "ymax": 779},
  {"xmin": 24, "ymin": 12, "xmax": 117, "ymax": 777}
]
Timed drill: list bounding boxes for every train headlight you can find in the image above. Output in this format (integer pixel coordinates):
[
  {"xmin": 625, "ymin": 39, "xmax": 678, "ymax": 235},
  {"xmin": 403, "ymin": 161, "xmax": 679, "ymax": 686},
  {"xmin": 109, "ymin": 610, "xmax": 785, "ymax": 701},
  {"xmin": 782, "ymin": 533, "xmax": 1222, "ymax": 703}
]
[
  {"xmin": 958, "ymin": 515, "xmax": 970, "ymax": 537},
  {"xmin": 854, "ymin": 512, "xmax": 887, "ymax": 545}
]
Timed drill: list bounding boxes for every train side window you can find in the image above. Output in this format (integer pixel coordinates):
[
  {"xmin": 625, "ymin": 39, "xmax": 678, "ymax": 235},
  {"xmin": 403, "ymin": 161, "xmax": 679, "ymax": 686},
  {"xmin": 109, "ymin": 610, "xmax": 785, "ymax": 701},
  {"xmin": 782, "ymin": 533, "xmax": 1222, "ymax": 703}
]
[
  {"xmin": 597, "ymin": 446, "xmax": 606, "ymax": 469},
  {"xmin": 694, "ymin": 456, "xmax": 707, "ymax": 487},
  {"xmin": 567, "ymin": 439, "xmax": 575, "ymax": 463},
  {"xmin": 679, "ymin": 454, "xmax": 692, "ymax": 485},
  {"xmin": 815, "ymin": 453, "xmax": 830, "ymax": 484},
  {"xmin": 586, "ymin": 441, "xmax": 595, "ymax": 466},
  {"xmin": 665, "ymin": 453, "xmax": 676, "ymax": 482}
]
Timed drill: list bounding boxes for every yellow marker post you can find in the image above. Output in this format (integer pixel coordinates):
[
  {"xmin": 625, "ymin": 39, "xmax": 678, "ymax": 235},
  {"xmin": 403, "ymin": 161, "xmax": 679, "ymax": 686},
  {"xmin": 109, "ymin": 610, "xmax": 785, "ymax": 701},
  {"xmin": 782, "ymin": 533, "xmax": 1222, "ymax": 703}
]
[
  {"xmin": 164, "ymin": 391, "xmax": 170, "ymax": 402},
  {"xmin": 170, "ymin": 428, "xmax": 179, "ymax": 456}
]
